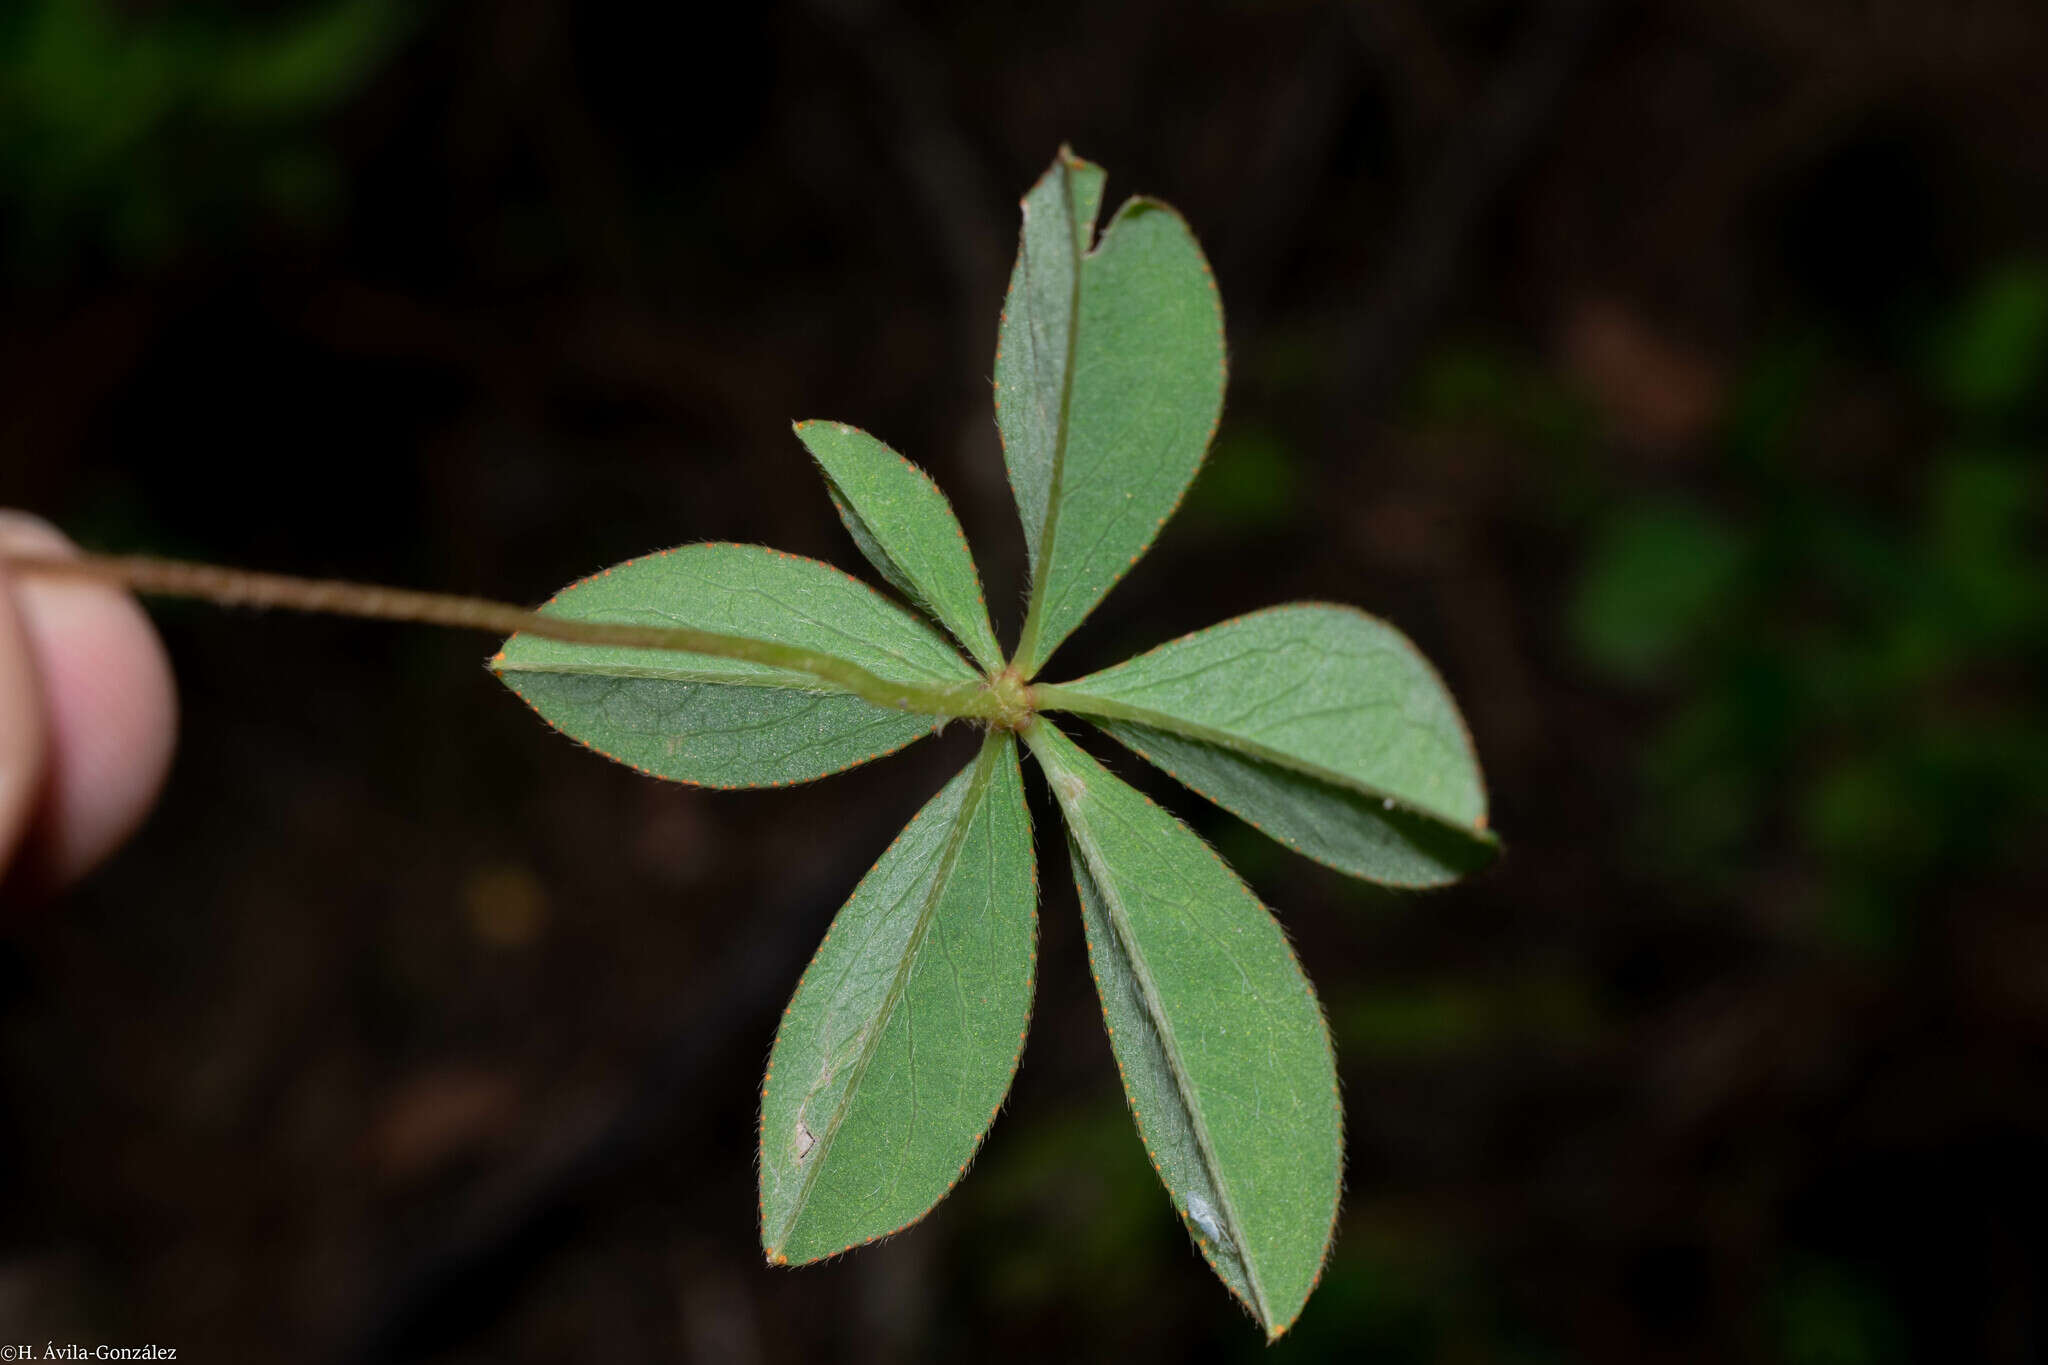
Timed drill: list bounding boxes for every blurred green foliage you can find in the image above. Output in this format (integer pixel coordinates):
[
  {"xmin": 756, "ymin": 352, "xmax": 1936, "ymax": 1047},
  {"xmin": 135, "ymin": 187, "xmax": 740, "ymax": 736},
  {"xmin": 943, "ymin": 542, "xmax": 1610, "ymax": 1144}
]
[
  {"xmin": 1928, "ymin": 262, "xmax": 2048, "ymax": 416},
  {"xmin": 1182, "ymin": 420, "xmax": 1302, "ymax": 533},
  {"xmin": 966, "ymin": 1103, "xmax": 1183, "ymax": 1325},
  {"xmin": 1347, "ymin": 265, "xmax": 2048, "ymax": 1360},
  {"xmin": 1420, "ymin": 341, "xmax": 1596, "ymax": 465},
  {"xmin": 969, "ymin": 1100, "xmax": 1557, "ymax": 1363},
  {"xmin": 1269, "ymin": 1204, "xmax": 1562, "ymax": 1365},
  {"xmin": 1771, "ymin": 1257, "xmax": 1906, "ymax": 1365},
  {"xmin": 1563, "ymin": 263, "xmax": 2048, "ymax": 953},
  {"xmin": 0, "ymin": 0, "xmax": 414, "ymax": 272},
  {"xmin": 1569, "ymin": 499, "xmax": 1745, "ymax": 683},
  {"xmin": 1336, "ymin": 973, "xmax": 1601, "ymax": 1058}
]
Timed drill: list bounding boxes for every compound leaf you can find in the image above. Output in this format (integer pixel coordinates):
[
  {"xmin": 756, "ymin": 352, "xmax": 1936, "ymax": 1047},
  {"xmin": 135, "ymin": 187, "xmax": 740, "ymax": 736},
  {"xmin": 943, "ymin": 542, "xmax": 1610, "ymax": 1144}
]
[
  {"xmin": 997, "ymin": 149, "xmax": 1225, "ymax": 677},
  {"xmin": 1023, "ymin": 720, "xmax": 1340, "ymax": 1340},
  {"xmin": 494, "ymin": 543, "xmax": 977, "ymax": 788},
  {"xmin": 760, "ymin": 732, "xmax": 1036, "ymax": 1263},
  {"xmin": 795, "ymin": 419, "xmax": 1004, "ymax": 672},
  {"xmin": 1038, "ymin": 605, "xmax": 1494, "ymax": 887}
]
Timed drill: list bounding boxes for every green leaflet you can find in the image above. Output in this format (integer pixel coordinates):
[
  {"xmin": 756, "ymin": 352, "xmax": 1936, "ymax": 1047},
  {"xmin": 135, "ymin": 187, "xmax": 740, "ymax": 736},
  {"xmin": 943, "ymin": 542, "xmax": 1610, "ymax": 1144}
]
[
  {"xmin": 997, "ymin": 148, "xmax": 1226, "ymax": 677},
  {"xmin": 995, "ymin": 147, "xmax": 1104, "ymax": 579},
  {"xmin": 1023, "ymin": 720, "xmax": 1341, "ymax": 1341},
  {"xmin": 1037, "ymin": 605, "xmax": 1496, "ymax": 886},
  {"xmin": 759, "ymin": 732, "xmax": 1036, "ymax": 1263},
  {"xmin": 1085, "ymin": 721, "xmax": 1495, "ymax": 888},
  {"xmin": 494, "ymin": 543, "xmax": 978, "ymax": 788},
  {"xmin": 795, "ymin": 419, "xmax": 1004, "ymax": 672}
]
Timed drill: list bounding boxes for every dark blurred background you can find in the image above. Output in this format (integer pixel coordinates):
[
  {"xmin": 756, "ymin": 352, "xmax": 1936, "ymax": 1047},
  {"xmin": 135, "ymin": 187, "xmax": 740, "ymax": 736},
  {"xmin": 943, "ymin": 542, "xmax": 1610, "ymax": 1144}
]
[{"xmin": 3, "ymin": 0, "xmax": 2046, "ymax": 1360}]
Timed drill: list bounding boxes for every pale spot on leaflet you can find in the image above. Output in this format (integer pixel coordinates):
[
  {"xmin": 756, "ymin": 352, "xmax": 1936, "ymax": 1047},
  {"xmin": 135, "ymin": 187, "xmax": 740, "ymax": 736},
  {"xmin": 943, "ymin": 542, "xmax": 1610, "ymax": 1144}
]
[{"xmin": 1187, "ymin": 1194, "xmax": 1233, "ymax": 1253}]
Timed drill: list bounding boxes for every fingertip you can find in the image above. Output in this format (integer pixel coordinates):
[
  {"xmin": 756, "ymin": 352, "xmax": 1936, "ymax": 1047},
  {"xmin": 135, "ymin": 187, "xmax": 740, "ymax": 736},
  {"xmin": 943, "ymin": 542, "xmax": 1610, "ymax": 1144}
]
[
  {"xmin": 0, "ymin": 542, "xmax": 49, "ymax": 875},
  {"xmin": 0, "ymin": 515, "xmax": 178, "ymax": 888}
]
